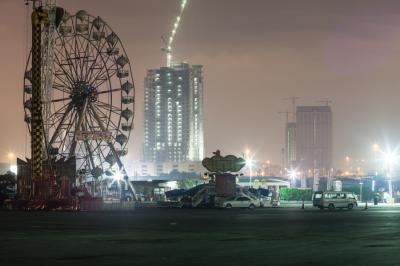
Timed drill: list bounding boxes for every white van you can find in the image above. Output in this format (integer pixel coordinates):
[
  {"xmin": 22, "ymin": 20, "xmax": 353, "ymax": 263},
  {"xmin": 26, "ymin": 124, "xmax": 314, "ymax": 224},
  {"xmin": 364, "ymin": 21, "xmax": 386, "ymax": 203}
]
[{"xmin": 313, "ymin": 191, "xmax": 358, "ymax": 210}]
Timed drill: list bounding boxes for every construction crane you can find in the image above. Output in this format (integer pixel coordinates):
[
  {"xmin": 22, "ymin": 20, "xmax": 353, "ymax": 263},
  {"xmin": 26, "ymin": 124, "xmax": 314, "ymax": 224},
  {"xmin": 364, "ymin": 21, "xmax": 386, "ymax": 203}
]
[
  {"xmin": 283, "ymin": 96, "xmax": 299, "ymax": 122},
  {"xmin": 317, "ymin": 98, "xmax": 332, "ymax": 106},
  {"xmin": 161, "ymin": 0, "xmax": 189, "ymax": 67},
  {"xmin": 278, "ymin": 110, "xmax": 291, "ymax": 126}
]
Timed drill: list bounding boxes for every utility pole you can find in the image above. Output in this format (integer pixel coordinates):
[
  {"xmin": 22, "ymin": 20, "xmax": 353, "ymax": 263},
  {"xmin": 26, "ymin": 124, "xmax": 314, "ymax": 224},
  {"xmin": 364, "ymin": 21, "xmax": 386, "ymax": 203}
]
[{"xmin": 283, "ymin": 97, "xmax": 299, "ymax": 122}]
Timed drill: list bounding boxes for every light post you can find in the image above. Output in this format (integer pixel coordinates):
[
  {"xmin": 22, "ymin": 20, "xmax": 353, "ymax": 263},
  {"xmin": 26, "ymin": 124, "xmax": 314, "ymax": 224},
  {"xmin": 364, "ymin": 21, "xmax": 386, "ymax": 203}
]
[
  {"xmin": 345, "ymin": 156, "xmax": 350, "ymax": 171},
  {"xmin": 288, "ymin": 169, "xmax": 298, "ymax": 187},
  {"xmin": 7, "ymin": 152, "xmax": 16, "ymax": 175},
  {"xmin": 372, "ymin": 144, "xmax": 379, "ymax": 176},
  {"xmin": 382, "ymin": 148, "xmax": 398, "ymax": 199},
  {"xmin": 8, "ymin": 152, "xmax": 14, "ymax": 164},
  {"xmin": 359, "ymin": 181, "xmax": 363, "ymax": 202},
  {"xmin": 245, "ymin": 149, "xmax": 253, "ymax": 188}
]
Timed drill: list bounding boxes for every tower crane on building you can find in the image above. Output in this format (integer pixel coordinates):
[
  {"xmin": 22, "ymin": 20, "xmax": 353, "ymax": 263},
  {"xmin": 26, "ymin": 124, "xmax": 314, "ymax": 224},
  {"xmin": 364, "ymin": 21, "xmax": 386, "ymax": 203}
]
[
  {"xmin": 283, "ymin": 96, "xmax": 299, "ymax": 122},
  {"xmin": 161, "ymin": 0, "xmax": 189, "ymax": 67},
  {"xmin": 278, "ymin": 110, "xmax": 291, "ymax": 125},
  {"xmin": 317, "ymin": 98, "xmax": 332, "ymax": 106}
]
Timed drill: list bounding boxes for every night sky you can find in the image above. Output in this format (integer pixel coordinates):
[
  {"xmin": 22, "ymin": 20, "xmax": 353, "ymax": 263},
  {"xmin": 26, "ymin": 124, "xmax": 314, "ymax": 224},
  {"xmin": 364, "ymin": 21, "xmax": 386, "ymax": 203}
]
[{"xmin": 2, "ymin": 0, "xmax": 400, "ymax": 170}]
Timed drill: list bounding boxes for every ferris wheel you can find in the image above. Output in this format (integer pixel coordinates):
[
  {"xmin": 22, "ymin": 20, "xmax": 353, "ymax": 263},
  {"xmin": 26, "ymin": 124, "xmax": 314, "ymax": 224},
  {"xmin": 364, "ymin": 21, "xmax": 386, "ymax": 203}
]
[{"xmin": 23, "ymin": 9, "xmax": 135, "ymax": 181}]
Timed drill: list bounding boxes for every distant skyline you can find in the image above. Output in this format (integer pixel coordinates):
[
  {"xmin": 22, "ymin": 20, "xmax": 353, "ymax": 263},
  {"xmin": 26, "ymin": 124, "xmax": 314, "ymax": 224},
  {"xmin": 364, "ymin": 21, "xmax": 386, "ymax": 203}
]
[{"xmin": 2, "ymin": 0, "xmax": 400, "ymax": 170}]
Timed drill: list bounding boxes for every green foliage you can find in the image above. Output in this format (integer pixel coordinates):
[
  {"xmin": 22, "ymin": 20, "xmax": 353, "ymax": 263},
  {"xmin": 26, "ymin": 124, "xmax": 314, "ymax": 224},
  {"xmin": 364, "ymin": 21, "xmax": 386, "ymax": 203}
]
[{"xmin": 279, "ymin": 188, "xmax": 313, "ymax": 201}]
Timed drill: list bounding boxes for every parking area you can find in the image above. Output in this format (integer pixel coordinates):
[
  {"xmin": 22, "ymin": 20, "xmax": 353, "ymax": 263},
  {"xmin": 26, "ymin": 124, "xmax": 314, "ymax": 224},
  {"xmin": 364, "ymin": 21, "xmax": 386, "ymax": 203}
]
[{"xmin": 1, "ymin": 207, "xmax": 400, "ymax": 265}]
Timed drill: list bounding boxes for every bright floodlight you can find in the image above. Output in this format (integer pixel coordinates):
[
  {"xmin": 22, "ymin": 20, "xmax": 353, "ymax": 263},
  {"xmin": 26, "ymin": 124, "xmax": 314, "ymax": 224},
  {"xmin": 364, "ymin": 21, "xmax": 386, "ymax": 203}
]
[
  {"xmin": 108, "ymin": 169, "xmax": 126, "ymax": 188},
  {"xmin": 245, "ymin": 158, "xmax": 253, "ymax": 167},
  {"xmin": 113, "ymin": 170, "xmax": 123, "ymax": 181},
  {"xmin": 9, "ymin": 165, "xmax": 17, "ymax": 175},
  {"xmin": 372, "ymin": 143, "xmax": 380, "ymax": 152},
  {"xmin": 288, "ymin": 169, "xmax": 298, "ymax": 180},
  {"xmin": 384, "ymin": 151, "xmax": 397, "ymax": 166}
]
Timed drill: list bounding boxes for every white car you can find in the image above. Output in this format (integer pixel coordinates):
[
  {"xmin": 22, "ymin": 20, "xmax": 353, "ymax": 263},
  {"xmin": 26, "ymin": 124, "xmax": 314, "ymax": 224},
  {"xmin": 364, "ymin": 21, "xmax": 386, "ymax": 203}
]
[{"xmin": 220, "ymin": 195, "xmax": 261, "ymax": 209}]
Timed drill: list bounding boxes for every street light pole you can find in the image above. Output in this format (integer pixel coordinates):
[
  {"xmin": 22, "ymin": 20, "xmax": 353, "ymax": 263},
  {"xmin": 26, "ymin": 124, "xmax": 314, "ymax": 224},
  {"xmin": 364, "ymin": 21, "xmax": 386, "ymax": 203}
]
[
  {"xmin": 345, "ymin": 156, "xmax": 350, "ymax": 172},
  {"xmin": 245, "ymin": 149, "xmax": 252, "ymax": 188},
  {"xmin": 250, "ymin": 163, "xmax": 252, "ymax": 188},
  {"xmin": 8, "ymin": 152, "xmax": 14, "ymax": 166},
  {"xmin": 359, "ymin": 181, "xmax": 363, "ymax": 202},
  {"xmin": 372, "ymin": 144, "xmax": 379, "ymax": 176}
]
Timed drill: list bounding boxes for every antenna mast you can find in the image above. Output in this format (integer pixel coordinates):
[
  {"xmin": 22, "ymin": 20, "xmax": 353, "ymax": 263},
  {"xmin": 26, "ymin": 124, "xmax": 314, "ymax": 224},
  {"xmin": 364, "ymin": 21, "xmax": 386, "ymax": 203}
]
[{"xmin": 162, "ymin": 0, "xmax": 188, "ymax": 67}]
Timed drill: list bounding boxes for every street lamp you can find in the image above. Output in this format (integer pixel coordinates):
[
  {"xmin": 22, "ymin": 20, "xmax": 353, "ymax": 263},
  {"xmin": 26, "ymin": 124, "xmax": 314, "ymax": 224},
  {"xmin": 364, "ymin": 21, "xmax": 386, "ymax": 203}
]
[
  {"xmin": 244, "ymin": 149, "xmax": 254, "ymax": 188},
  {"xmin": 287, "ymin": 168, "xmax": 300, "ymax": 188},
  {"xmin": 7, "ymin": 152, "xmax": 17, "ymax": 174},
  {"xmin": 372, "ymin": 143, "xmax": 380, "ymax": 176},
  {"xmin": 382, "ymin": 148, "xmax": 399, "ymax": 198},
  {"xmin": 7, "ymin": 152, "xmax": 14, "ymax": 165},
  {"xmin": 345, "ymin": 156, "xmax": 350, "ymax": 172}
]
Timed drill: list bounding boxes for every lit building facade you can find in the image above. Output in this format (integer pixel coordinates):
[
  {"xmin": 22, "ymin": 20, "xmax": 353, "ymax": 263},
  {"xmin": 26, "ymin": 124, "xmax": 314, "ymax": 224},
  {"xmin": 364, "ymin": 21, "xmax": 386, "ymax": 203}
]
[
  {"xmin": 285, "ymin": 122, "xmax": 296, "ymax": 168},
  {"xmin": 144, "ymin": 63, "xmax": 204, "ymax": 163},
  {"xmin": 296, "ymin": 106, "xmax": 332, "ymax": 177},
  {"xmin": 135, "ymin": 161, "xmax": 205, "ymax": 177}
]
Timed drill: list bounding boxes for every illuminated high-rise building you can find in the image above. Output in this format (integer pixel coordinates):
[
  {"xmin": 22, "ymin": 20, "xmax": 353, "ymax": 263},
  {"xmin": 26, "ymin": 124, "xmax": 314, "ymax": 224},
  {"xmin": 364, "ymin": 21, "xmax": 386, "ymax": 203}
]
[
  {"xmin": 143, "ymin": 63, "xmax": 204, "ymax": 163},
  {"xmin": 296, "ymin": 106, "xmax": 332, "ymax": 177},
  {"xmin": 285, "ymin": 122, "xmax": 296, "ymax": 168}
]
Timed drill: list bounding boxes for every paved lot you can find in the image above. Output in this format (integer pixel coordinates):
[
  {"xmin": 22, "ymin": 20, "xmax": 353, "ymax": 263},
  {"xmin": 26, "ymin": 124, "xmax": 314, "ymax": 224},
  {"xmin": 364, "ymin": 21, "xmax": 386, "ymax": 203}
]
[{"xmin": 1, "ymin": 206, "xmax": 400, "ymax": 266}]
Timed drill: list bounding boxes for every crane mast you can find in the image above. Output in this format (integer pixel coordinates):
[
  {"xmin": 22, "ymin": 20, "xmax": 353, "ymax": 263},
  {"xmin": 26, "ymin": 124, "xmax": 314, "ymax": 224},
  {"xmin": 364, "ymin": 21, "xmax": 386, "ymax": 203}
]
[
  {"xmin": 162, "ymin": 0, "xmax": 188, "ymax": 67},
  {"xmin": 283, "ymin": 96, "xmax": 299, "ymax": 122}
]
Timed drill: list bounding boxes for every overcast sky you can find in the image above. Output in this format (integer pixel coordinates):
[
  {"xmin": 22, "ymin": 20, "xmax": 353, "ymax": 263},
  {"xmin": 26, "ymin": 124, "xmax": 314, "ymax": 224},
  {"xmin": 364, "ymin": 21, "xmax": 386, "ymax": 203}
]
[{"xmin": 2, "ymin": 0, "xmax": 400, "ymax": 169}]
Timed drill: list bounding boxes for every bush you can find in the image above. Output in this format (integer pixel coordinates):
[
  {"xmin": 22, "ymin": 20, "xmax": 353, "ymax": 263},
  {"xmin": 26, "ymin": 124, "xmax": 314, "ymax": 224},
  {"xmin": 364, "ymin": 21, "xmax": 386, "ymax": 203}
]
[{"xmin": 279, "ymin": 188, "xmax": 313, "ymax": 201}]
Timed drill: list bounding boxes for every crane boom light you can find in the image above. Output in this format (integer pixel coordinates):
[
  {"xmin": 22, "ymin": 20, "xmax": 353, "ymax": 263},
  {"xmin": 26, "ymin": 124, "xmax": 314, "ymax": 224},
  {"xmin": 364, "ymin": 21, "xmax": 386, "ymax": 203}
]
[{"xmin": 162, "ymin": 0, "xmax": 188, "ymax": 67}]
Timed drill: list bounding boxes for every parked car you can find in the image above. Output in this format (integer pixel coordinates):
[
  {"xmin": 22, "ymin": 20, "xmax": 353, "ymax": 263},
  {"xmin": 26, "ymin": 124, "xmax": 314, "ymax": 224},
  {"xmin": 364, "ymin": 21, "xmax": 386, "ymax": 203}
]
[
  {"xmin": 313, "ymin": 191, "xmax": 358, "ymax": 210},
  {"xmin": 217, "ymin": 195, "xmax": 261, "ymax": 209}
]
